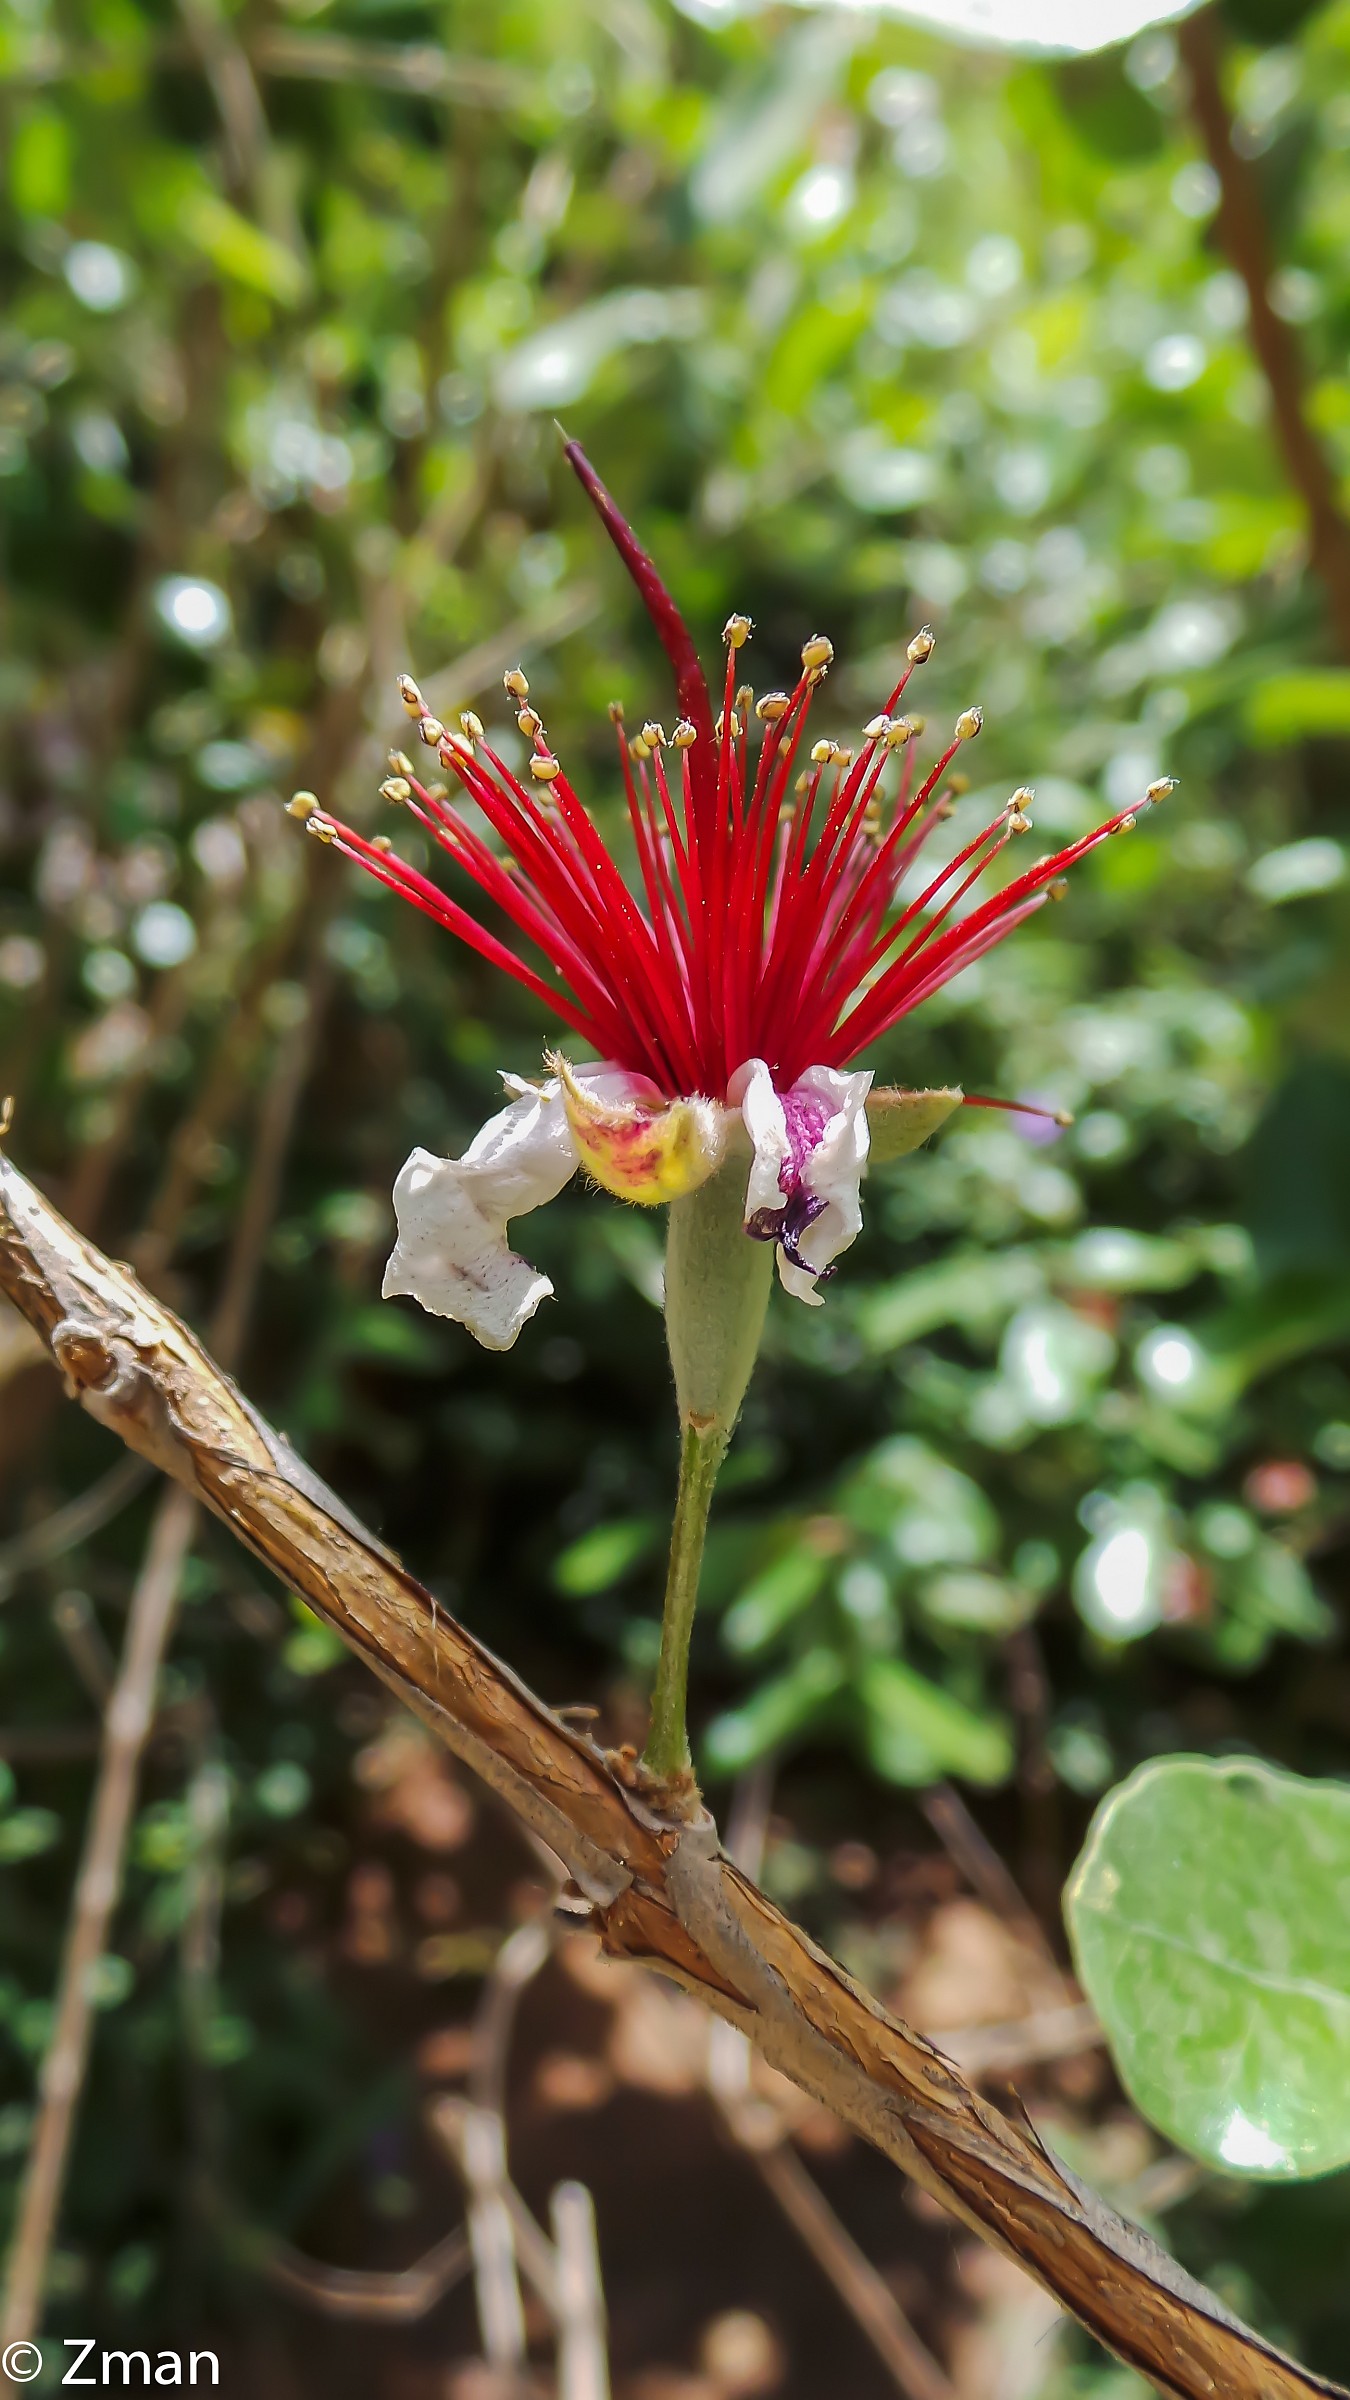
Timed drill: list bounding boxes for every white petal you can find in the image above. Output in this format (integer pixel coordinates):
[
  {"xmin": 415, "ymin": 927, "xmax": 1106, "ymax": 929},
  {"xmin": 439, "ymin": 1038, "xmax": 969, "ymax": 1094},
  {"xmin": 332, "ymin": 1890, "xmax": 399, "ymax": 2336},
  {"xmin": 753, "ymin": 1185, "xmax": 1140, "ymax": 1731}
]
[
  {"xmin": 792, "ymin": 1062, "xmax": 872, "ymax": 1273},
  {"xmin": 383, "ymin": 1073, "xmax": 606, "ymax": 1350},
  {"xmin": 730, "ymin": 1058, "xmax": 872, "ymax": 1307},
  {"xmin": 728, "ymin": 1058, "xmax": 788, "ymax": 1218}
]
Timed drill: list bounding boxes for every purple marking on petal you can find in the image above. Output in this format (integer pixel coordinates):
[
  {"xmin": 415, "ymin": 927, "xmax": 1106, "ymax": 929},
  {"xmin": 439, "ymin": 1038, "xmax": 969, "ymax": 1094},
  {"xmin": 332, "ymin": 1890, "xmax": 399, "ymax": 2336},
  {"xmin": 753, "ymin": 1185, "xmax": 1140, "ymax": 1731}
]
[{"xmin": 779, "ymin": 1086, "xmax": 835, "ymax": 1195}]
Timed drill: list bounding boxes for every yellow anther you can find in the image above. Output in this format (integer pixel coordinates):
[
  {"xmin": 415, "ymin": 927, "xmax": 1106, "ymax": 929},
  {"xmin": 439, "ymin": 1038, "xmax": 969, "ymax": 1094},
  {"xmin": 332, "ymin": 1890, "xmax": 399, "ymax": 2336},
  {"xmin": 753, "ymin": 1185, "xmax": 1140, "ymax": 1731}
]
[
  {"xmin": 723, "ymin": 613, "xmax": 752, "ymax": 648},
  {"xmin": 387, "ymin": 749, "xmax": 414, "ymax": 777},
  {"xmin": 305, "ymin": 814, "xmax": 336, "ymax": 844},
  {"xmin": 370, "ymin": 833, "xmax": 394, "ymax": 855},
  {"xmin": 1048, "ymin": 877, "xmax": 1069, "ymax": 900},
  {"xmin": 672, "ymin": 719, "xmax": 697, "ymax": 748},
  {"xmin": 380, "ymin": 776, "xmax": 412, "ymax": 804},
  {"xmin": 907, "ymin": 626, "xmax": 935, "ymax": 665},
  {"xmin": 518, "ymin": 707, "xmax": 541, "ymax": 738},
  {"xmin": 832, "ymin": 746, "xmax": 854, "ymax": 768},
  {"xmin": 885, "ymin": 719, "xmax": 913, "ymax": 749},
  {"xmin": 810, "ymin": 739, "xmax": 834, "ymax": 766},
  {"xmin": 418, "ymin": 717, "xmax": 445, "ymax": 747},
  {"xmin": 716, "ymin": 710, "xmax": 743, "ymax": 741},
  {"xmin": 640, "ymin": 721, "xmax": 668, "ymax": 749},
  {"xmin": 503, "ymin": 666, "xmax": 530, "ymax": 699},
  {"xmin": 607, "ymin": 699, "xmax": 625, "ymax": 724},
  {"xmin": 1007, "ymin": 806, "xmax": 1033, "ymax": 835},
  {"xmin": 801, "ymin": 633, "xmax": 834, "ymax": 675},
  {"xmin": 286, "ymin": 791, "xmax": 318, "ymax": 820},
  {"xmin": 756, "ymin": 692, "xmax": 791, "ymax": 724},
  {"xmin": 460, "ymin": 710, "xmax": 484, "ymax": 743},
  {"xmin": 397, "ymin": 673, "xmax": 425, "ymax": 718},
  {"xmin": 863, "ymin": 714, "xmax": 892, "ymax": 742},
  {"xmin": 531, "ymin": 753, "xmax": 562, "ymax": 782},
  {"xmin": 1118, "ymin": 812, "xmax": 1137, "ymax": 832},
  {"xmin": 629, "ymin": 736, "xmax": 651, "ymax": 762},
  {"xmin": 1146, "ymin": 776, "xmax": 1178, "ymax": 803},
  {"xmin": 945, "ymin": 771, "xmax": 970, "ymax": 797},
  {"xmin": 955, "ymin": 706, "xmax": 983, "ymax": 742}
]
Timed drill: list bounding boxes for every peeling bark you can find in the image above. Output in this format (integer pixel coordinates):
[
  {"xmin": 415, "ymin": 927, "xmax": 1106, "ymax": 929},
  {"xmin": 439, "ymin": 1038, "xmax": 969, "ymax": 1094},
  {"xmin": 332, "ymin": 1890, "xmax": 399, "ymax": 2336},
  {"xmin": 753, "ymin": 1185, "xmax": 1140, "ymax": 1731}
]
[{"xmin": 0, "ymin": 1149, "xmax": 1340, "ymax": 2400}]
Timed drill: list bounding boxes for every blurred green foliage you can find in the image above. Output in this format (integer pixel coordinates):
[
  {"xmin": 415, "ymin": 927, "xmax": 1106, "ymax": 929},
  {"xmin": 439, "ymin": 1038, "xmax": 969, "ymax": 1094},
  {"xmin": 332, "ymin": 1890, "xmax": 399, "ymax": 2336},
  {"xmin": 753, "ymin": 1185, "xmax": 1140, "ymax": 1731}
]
[{"xmin": 5, "ymin": 0, "xmax": 1350, "ymax": 2387}]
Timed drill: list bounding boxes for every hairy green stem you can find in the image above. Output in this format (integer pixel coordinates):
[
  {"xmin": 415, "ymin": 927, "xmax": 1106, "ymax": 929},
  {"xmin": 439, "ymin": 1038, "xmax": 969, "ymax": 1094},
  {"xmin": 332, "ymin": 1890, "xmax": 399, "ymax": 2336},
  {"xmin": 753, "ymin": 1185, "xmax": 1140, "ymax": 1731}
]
[
  {"xmin": 644, "ymin": 1159, "xmax": 773, "ymax": 1782},
  {"xmin": 643, "ymin": 1418, "xmax": 727, "ymax": 1782}
]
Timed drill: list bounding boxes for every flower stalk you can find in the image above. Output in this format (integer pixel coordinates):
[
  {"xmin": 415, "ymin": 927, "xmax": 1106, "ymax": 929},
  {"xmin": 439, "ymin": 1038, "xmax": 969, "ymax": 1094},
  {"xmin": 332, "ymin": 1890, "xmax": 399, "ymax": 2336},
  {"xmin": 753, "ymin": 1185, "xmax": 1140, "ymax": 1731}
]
[{"xmin": 645, "ymin": 1159, "xmax": 774, "ymax": 1786}]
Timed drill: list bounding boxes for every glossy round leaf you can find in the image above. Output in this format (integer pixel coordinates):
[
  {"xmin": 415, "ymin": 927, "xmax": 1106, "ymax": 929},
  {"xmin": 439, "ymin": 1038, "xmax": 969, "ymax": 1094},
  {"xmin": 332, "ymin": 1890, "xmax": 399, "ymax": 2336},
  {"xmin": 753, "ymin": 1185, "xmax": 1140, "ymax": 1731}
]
[{"xmin": 1066, "ymin": 1757, "xmax": 1350, "ymax": 2179}]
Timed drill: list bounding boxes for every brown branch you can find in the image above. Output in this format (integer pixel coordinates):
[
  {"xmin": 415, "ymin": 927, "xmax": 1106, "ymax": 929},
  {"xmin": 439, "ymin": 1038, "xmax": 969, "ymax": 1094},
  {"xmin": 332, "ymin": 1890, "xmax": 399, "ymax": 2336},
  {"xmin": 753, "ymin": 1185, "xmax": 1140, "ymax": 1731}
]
[
  {"xmin": 1180, "ymin": 7, "xmax": 1350, "ymax": 664},
  {"xmin": 0, "ymin": 1150, "xmax": 1340, "ymax": 2400}
]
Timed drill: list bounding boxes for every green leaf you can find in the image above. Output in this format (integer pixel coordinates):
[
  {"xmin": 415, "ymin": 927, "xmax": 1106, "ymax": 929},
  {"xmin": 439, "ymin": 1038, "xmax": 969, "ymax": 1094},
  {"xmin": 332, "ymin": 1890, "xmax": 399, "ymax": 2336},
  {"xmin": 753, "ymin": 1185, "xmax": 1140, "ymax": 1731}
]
[
  {"xmin": 181, "ymin": 192, "xmax": 308, "ymax": 306},
  {"xmin": 859, "ymin": 1657, "xmax": 1013, "ymax": 1787},
  {"xmin": 1244, "ymin": 669, "xmax": 1350, "ymax": 746},
  {"xmin": 702, "ymin": 1648, "xmax": 845, "ymax": 1773},
  {"xmin": 722, "ymin": 1541, "xmax": 831, "ymax": 1655},
  {"xmin": 1066, "ymin": 1756, "xmax": 1350, "ymax": 2179},
  {"xmin": 864, "ymin": 1086, "xmax": 963, "ymax": 1165},
  {"xmin": 553, "ymin": 1516, "xmax": 658, "ymax": 1596},
  {"xmin": 9, "ymin": 108, "xmax": 72, "ymax": 218}
]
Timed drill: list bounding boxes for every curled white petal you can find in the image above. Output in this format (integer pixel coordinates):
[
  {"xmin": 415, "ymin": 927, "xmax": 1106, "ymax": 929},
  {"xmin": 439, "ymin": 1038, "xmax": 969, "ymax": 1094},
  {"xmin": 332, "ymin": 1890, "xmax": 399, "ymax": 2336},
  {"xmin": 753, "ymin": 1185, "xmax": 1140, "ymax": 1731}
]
[
  {"xmin": 382, "ymin": 1066, "xmax": 627, "ymax": 1350},
  {"xmin": 729, "ymin": 1057, "xmax": 872, "ymax": 1306},
  {"xmin": 728, "ymin": 1057, "xmax": 788, "ymax": 1218},
  {"xmin": 778, "ymin": 1064, "xmax": 872, "ymax": 1302}
]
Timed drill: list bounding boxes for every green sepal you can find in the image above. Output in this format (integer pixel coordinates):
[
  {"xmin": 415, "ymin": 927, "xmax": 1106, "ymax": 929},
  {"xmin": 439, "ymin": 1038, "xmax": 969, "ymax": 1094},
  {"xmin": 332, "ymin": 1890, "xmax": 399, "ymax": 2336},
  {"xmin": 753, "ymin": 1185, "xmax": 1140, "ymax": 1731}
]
[{"xmin": 865, "ymin": 1086, "xmax": 963, "ymax": 1163}]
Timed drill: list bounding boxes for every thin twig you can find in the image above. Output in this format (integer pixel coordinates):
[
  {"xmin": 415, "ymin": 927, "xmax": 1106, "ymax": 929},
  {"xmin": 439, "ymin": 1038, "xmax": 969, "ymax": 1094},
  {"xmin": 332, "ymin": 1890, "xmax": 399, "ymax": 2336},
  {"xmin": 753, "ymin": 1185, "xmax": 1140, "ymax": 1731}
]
[
  {"xmin": 931, "ymin": 2003, "xmax": 1101, "ymax": 2081},
  {"xmin": 0, "ymin": 1480, "xmax": 199, "ymax": 2346},
  {"xmin": 0, "ymin": 979, "xmax": 325, "ymax": 2342},
  {"xmin": 550, "ymin": 2182, "xmax": 609, "ymax": 2400},
  {"xmin": 248, "ymin": 28, "xmax": 525, "ymax": 108},
  {"xmin": 1180, "ymin": 7, "xmax": 1350, "ymax": 663},
  {"xmin": 753, "ymin": 2141, "xmax": 957, "ymax": 2400},
  {"xmin": 48, "ymin": 1587, "xmax": 116, "ymax": 1706},
  {"xmin": 262, "ymin": 2227, "xmax": 472, "ymax": 2322},
  {"xmin": 0, "ymin": 1454, "xmax": 150, "ymax": 1596},
  {"xmin": 457, "ymin": 2105, "xmax": 528, "ymax": 2371}
]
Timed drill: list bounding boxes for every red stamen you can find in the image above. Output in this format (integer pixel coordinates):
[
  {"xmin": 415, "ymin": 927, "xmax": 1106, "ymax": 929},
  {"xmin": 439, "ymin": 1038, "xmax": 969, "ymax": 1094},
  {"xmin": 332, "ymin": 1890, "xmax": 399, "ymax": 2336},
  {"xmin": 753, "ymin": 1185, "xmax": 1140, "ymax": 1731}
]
[{"xmin": 304, "ymin": 458, "xmax": 1170, "ymax": 1114}]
